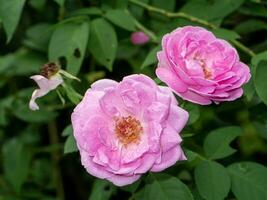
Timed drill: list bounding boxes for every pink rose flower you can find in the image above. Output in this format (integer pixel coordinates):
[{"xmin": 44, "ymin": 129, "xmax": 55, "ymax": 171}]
[
  {"xmin": 71, "ymin": 74, "xmax": 188, "ymax": 186},
  {"xmin": 156, "ymin": 26, "xmax": 251, "ymax": 105},
  {"xmin": 131, "ymin": 31, "xmax": 150, "ymax": 45}
]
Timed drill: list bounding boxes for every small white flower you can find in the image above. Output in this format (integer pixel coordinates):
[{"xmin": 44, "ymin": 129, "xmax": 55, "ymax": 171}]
[{"xmin": 29, "ymin": 74, "xmax": 63, "ymax": 110}]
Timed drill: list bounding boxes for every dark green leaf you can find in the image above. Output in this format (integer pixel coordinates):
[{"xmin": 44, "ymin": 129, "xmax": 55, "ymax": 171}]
[
  {"xmin": 2, "ymin": 138, "xmax": 31, "ymax": 193},
  {"xmin": 212, "ymin": 28, "xmax": 240, "ymax": 40},
  {"xmin": 105, "ymin": 9, "xmax": 136, "ymax": 31},
  {"xmin": 88, "ymin": 18, "xmax": 118, "ymax": 71},
  {"xmin": 49, "ymin": 21, "xmax": 89, "ymax": 75},
  {"xmin": 203, "ymin": 126, "xmax": 243, "ymax": 160},
  {"xmin": 141, "ymin": 45, "xmax": 160, "ymax": 69},
  {"xmin": 88, "ymin": 179, "xmax": 116, "ymax": 200},
  {"xmin": 228, "ymin": 162, "xmax": 267, "ymax": 200},
  {"xmin": 53, "ymin": 0, "xmax": 65, "ymax": 6},
  {"xmin": 144, "ymin": 173, "xmax": 194, "ymax": 200},
  {"xmin": 0, "ymin": 0, "xmax": 26, "ymax": 42},
  {"xmin": 254, "ymin": 60, "xmax": 267, "ymax": 105},
  {"xmin": 64, "ymin": 134, "xmax": 78, "ymax": 154},
  {"xmin": 62, "ymin": 124, "xmax": 73, "ymax": 137},
  {"xmin": 183, "ymin": 103, "xmax": 200, "ymax": 125},
  {"xmin": 195, "ymin": 160, "xmax": 230, "ymax": 200},
  {"xmin": 69, "ymin": 7, "xmax": 102, "ymax": 17}
]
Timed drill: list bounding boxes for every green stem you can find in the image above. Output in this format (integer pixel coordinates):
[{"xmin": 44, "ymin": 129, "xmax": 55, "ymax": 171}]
[
  {"xmin": 48, "ymin": 121, "xmax": 65, "ymax": 200},
  {"xmin": 133, "ymin": 19, "xmax": 158, "ymax": 43},
  {"xmin": 129, "ymin": 0, "xmax": 256, "ymax": 57}
]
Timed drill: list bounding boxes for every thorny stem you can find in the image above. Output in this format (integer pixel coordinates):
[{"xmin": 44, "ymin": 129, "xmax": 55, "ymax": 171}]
[
  {"xmin": 129, "ymin": 0, "xmax": 256, "ymax": 57},
  {"xmin": 48, "ymin": 121, "xmax": 65, "ymax": 200}
]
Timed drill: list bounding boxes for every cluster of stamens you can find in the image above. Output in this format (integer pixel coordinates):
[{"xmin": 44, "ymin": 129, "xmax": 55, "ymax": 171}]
[
  {"xmin": 40, "ymin": 62, "xmax": 60, "ymax": 79},
  {"xmin": 114, "ymin": 116, "xmax": 143, "ymax": 146}
]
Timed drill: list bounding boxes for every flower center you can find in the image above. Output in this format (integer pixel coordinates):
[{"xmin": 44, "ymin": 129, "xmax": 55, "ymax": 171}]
[
  {"xmin": 115, "ymin": 116, "xmax": 143, "ymax": 146},
  {"xmin": 195, "ymin": 57, "xmax": 212, "ymax": 79},
  {"xmin": 40, "ymin": 62, "xmax": 60, "ymax": 79}
]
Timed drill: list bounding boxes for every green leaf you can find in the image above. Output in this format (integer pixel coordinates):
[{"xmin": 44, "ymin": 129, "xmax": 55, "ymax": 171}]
[
  {"xmin": 144, "ymin": 173, "xmax": 194, "ymax": 200},
  {"xmin": 212, "ymin": 28, "xmax": 240, "ymax": 40},
  {"xmin": 181, "ymin": 0, "xmax": 245, "ymax": 25},
  {"xmin": 69, "ymin": 7, "xmax": 102, "ymax": 17},
  {"xmin": 88, "ymin": 179, "xmax": 116, "ymax": 200},
  {"xmin": 49, "ymin": 21, "xmax": 89, "ymax": 75},
  {"xmin": 23, "ymin": 23, "xmax": 53, "ymax": 52},
  {"xmin": 2, "ymin": 138, "xmax": 31, "ymax": 193},
  {"xmin": 253, "ymin": 121, "xmax": 267, "ymax": 139},
  {"xmin": 105, "ymin": 9, "xmax": 136, "ymax": 31},
  {"xmin": 183, "ymin": 103, "xmax": 200, "ymax": 125},
  {"xmin": 195, "ymin": 160, "xmax": 230, "ymax": 200},
  {"xmin": 203, "ymin": 126, "xmax": 243, "ymax": 160},
  {"xmin": 62, "ymin": 124, "xmax": 73, "ymax": 137},
  {"xmin": 251, "ymin": 50, "xmax": 267, "ymax": 66},
  {"xmin": 13, "ymin": 102, "xmax": 58, "ymax": 123},
  {"xmin": 141, "ymin": 45, "xmax": 160, "ymax": 69},
  {"xmin": 235, "ymin": 19, "xmax": 267, "ymax": 35},
  {"xmin": 0, "ymin": 0, "xmax": 26, "ymax": 42},
  {"xmin": 62, "ymin": 83, "xmax": 82, "ymax": 105},
  {"xmin": 227, "ymin": 162, "xmax": 267, "ymax": 200},
  {"xmin": 151, "ymin": 0, "xmax": 176, "ymax": 12},
  {"xmin": 254, "ymin": 60, "xmax": 267, "ymax": 105},
  {"xmin": 88, "ymin": 18, "xmax": 118, "ymax": 71},
  {"xmin": 64, "ymin": 134, "xmax": 78, "ymax": 154},
  {"xmin": 53, "ymin": 0, "xmax": 65, "ymax": 6}
]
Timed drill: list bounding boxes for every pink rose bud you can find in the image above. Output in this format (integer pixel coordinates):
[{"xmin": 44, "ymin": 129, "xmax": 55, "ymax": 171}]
[
  {"xmin": 131, "ymin": 31, "xmax": 150, "ymax": 45},
  {"xmin": 71, "ymin": 74, "xmax": 188, "ymax": 186},
  {"xmin": 156, "ymin": 26, "xmax": 251, "ymax": 105},
  {"xmin": 29, "ymin": 63, "xmax": 63, "ymax": 110}
]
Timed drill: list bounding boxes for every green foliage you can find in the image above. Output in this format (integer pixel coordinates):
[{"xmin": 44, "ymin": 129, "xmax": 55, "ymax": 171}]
[
  {"xmin": 49, "ymin": 22, "xmax": 89, "ymax": 75},
  {"xmin": 88, "ymin": 179, "xmax": 116, "ymax": 200},
  {"xmin": 143, "ymin": 174, "xmax": 194, "ymax": 200},
  {"xmin": 88, "ymin": 18, "xmax": 118, "ymax": 71},
  {"xmin": 0, "ymin": 0, "xmax": 26, "ymax": 42},
  {"xmin": 194, "ymin": 160, "xmax": 230, "ymax": 200},
  {"xmin": 203, "ymin": 126, "xmax": 243, "ymax": 160},
  {"xmin": 228, "ymin": 162, "xmax": 267, "ymax": 200}
]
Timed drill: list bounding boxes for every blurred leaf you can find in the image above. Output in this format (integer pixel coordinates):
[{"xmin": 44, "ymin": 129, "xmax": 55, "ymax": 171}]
[
  {"xmin": 0, "ymin": 0, "xmax": 26, "ymax": 42},
  {"xmin": 240, "ymin": 3, "xmax": 267, "ymax": 18},
  {"xmin": 235, "ymin": 19, "xmax": 267, "ymax": 34},
  {"xmin": 253, "ymin": 121, "xmax": 267, "ymax": 139},
  {"xmin": 32, "ymin": 159, "xmax": 53, "ymax": 187},
  {"xmin": 144, "ymin": 173, "xmax": 194, "ymax": 200},
  {"xmin": 2, "ymin": 138, "xmax": 31, "ymax": 193},
  {"xmin": 28, "ymin": 0, "xmax": 47, "ymax": 11},
  {"xmin": 53, "ymin": 0, "xmax": 64, "ymax": 6},
  {"xmin": 203, "ymin": 126, "xmax": 243, "ymax": 160},
  {"xmin": 13, "ymin": 102, "xmax": 58, "ymax": 123},
  {"xmin": 49, "ymin": 21, "xmax": 89, "ymax": 75},
  {"xmin": 64, "ymin": 134, "xmax": 78, "ymax": 154},
  {"xmin": 212, "ymin": 28, "xmax": 240, "ymax": 40},
  {"xmin": 194, "ymin": 160, "xmax": 230, "ymax": 200},
  {"xmin": 105, "ymin": 9, "xmax": 136, "ymax": 31},
  {"xmin": 151, "ymin": 0, "xmax": 175, "ymax": 12},
  {"xmin": 254, "ymin": 60, "xmax": 267, "ymax": 105},
  {"xmin": 183, "ymin": 103, "xmax": 200, "ymax": 125},
  {"xmin": 181, "ymin": 0, "xmax": 245, "ymax": 25},
  {"xmin": 62, "ymin": 83, "xmax": 82, "ymax": 105},
  {"xmin": 62, "ymin": 124, "xmax": 73, "ymax": 137},
  {"xmin": 184, "ymin": 149, "xmax": 198, "ymax": 162},
  {"xmin": 88, "ymin": 179, "xmax": 116, "ymax": 200},
  {"xmin": 23, "ymin": 23, "xmax": 53, "ymax": 52},
  {"xmin": 69, "ymin": 7, "xmax": 102, "ymax": 16},
  {"xmin": 88, "ymin": 18, "xmax": 118, "ymax": 71},
  {"xmin": 251, "ymin": 50, "xmax": 267, "ymax": 66},
  {"xmin": 141, "ymin": 45, "xmax": 160, "ymax": 69},
  {"xmin": 129, "ymin": 0, "xmax": 149, "ymax": 19},
  {"xmin": 228, "ymin": 162, "xmax": 267, "ymax": 200},
  {"xmin": 121, "ymin": 179, "xmax": 141, "ymax": 193}
]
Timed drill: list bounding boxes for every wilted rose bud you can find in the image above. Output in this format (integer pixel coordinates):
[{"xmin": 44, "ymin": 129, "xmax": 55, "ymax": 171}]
[{"xmin": 131, "ymin": 31, "xmax": 150, "ymax": 45}]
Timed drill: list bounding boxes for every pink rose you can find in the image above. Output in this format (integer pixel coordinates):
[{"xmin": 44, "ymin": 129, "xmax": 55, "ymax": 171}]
[
  {"xmin": 71, "ymin": 74, "xmax": 188, "ymax": 186},
  {"xmin": 131, "ymin": 31, "xmax": 150, "ymax": 45},
  {"xmin": 156, "ymin": 26, "xmax": 251, "ymax": 105}
]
